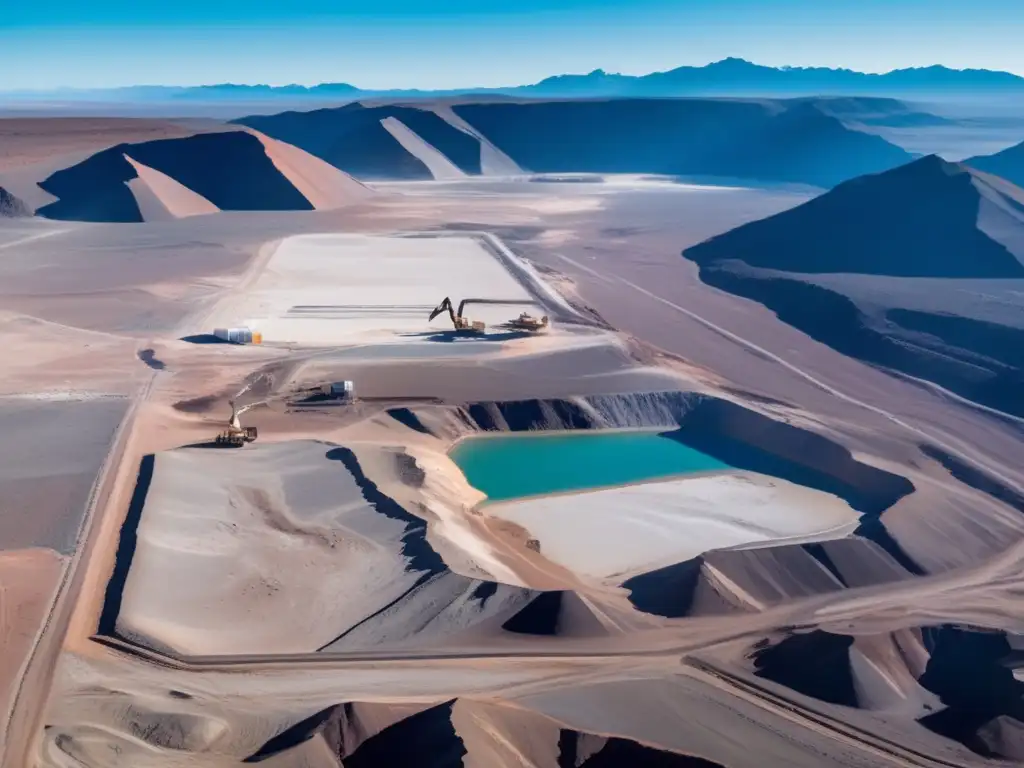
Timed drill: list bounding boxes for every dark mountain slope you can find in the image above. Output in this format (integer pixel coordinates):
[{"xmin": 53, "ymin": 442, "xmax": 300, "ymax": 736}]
[
  {"xmin": 453, "ymin": 99, "xmax": 912, "ymax": 187},
  {"xmin": 37, "ymin": 131, "xmax": 314, "ymax": 222},
  {"xmin": 966, "ymin": 139, "xmax": 1024, "ymax": 189},
  {"xmin": 687, "ymin": 155, "xmax": 1024, "ymax": 278},
  {"xmin": 684, "ymin": 156, "xmax": 1024, "ymax": 417},
  {"xmin": 233, "ymin": 103, "xmax": 482, "ymax": 178}
]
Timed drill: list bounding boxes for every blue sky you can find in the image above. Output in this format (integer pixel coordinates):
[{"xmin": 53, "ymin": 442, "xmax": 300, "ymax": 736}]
[{"xmin": 3, "ymin": 0, "xmax": 1023, "ymax": 90}]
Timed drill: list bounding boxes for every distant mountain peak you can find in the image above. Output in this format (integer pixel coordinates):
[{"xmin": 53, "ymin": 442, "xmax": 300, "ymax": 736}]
[
  {"xmin": 906, "ymin": 153, "xmax": 962, "ymax": 172},
  {"xmin": 708, "ymin": 57, "xmax": 758, "ymax": 68},
  {"xmin": 841, "ymin": 154, "xmax": 973, "ymax": 192},
  {"xmin": 965, "ymin": 137, "xmax": 1024, "ymax": 188}
]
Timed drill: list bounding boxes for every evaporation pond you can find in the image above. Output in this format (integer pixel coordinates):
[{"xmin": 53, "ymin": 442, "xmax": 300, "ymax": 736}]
[{"xmin": 449, "ymin": 430, "xmax": 731, "ymax": 502}]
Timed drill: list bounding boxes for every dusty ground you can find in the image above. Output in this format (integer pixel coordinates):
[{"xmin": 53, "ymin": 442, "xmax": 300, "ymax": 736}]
[
  {"xmin": 0, "ymin": 549, "xmax": 63, "ymax": 760},
  {"xmin": 0, "ymin": 172, "xmax": 1021, "ymax": 767},
  {"xmin": 0, "ymin": 118, "xmax": 202, "ymax": 172}
]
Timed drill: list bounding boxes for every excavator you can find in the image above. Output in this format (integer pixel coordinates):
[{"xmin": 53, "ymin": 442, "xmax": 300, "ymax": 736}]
[
  {"xmin": 215, "ymin": 400, "xmax": 259, "ymax": 446},
  {"xmin": 428, "ymin": 297, "xmax": 549, "ymax": 334},
  {"xmin": 429, "ymin": 297, "xmax": 486, "ymax": 334}
]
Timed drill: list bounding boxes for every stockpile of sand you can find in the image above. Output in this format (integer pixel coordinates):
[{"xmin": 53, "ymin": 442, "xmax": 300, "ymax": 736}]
[
  {"xmin": 115, "ymin": 441, "xmax": 536, "ymax": 656},
  {"xmin": 122, "ymin": 154, "xmax": 219, "ymax": 220},
  {"xmin": 380, "ymin": 117, "xmax": 467, "ymax": 180},
  {"xmin": 36, "ymin": 130, "xmax": 370, "ymax": 222},
  {"xmin": 249, "ymin": 697, "xmax": 728, "ymax": 767},
  {"xmin": 246, "ymin": 128, "xmax": 375, "ymax": 208},
  {"xmin": 432, "ymin": 105, "xmax": 525, "ymax": 176}
]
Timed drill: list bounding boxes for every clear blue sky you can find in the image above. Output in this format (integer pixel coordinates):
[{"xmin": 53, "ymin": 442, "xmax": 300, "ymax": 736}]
[{"xmin": 3, "ymin": 0, "xmax": 1023, "ymax": 90}]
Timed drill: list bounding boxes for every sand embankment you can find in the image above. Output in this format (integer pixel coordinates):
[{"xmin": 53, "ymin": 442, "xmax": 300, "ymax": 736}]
[
  {"xmin": 432, "ymin": 105, "xmax": 525, "ymax": 176},
  {"xmin": 248, "ymin": 697, "xmax": 724, "ymax": 767},
  {"xmin": 35, "ymin": 130, "xmax": 369, "ymax": 221},
  {"xmin": 380, "ymin": 117, "xmax": 467, "ymax": 181},
  {"xmin": 123, "ymin": 154, "xmax": 219, "ymax": 219},
  {"xmin": 246, "ymin": 128, "xmax": 375, "ymax": 209}
]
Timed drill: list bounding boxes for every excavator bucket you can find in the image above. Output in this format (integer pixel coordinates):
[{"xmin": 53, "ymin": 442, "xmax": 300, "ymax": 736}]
[{"xmin": 428, "ymin": 297, "xmax": 452, "ymax": 322}]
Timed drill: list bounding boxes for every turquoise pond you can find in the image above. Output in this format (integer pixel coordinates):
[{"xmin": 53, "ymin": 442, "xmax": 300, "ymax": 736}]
[{"xmin": 449, "ymin": 430, "xmax": 731, "ymax": 502}]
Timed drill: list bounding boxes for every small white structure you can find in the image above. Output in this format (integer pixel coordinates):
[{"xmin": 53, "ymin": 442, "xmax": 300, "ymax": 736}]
[
  {"xmin": 320, "ymin": 381, "xmax": 355, "ymax": 400},
  {"xmin": 213, "ymin": 327, "xmax": 262, "ymax": 344}
]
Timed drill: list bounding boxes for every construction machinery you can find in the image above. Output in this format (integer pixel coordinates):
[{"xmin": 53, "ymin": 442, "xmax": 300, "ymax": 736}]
[
  {"xmin": 429, "ymin": 297, "xmax": 486, "ymax": 334},
  {"xmin": 506, "ymin": 311, "xmax": 549, "ymax": 332},
  {"xmin": 429, "ymin": 297, "xmax": 550, "ymax": 334},
  {"xmin": 215, "ymin": 400, "xmax": 259, "ymax": 446}
]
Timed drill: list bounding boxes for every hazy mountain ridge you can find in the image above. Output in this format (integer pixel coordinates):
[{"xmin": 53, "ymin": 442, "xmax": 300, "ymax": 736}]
[
  {"xmin": 237, "ymin": 98, "xmax": 914, "ymax": 187},
  {"xmin": 9, "ymin": 58, "xmax": 1024, "ymax": 103},
  {"xmin": 523, "ymin": 58, "xmax": 1024, "ymax": 97}
]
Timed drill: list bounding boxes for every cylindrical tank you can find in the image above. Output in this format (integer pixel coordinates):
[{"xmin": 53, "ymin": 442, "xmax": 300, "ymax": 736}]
[
  {"xmin": 321, "ymin": 380, "xmax": 355, "ymax": 399},
  {"xmin": 214, "ymin": 327, "xmax": 256, "ymax": 344}
]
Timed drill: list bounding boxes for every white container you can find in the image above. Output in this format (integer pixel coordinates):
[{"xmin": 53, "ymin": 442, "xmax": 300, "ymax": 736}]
[
  {"xmin": 322, "ymin": 380, "xmax": 355, "ymax": 399},
  {"xmin": 215, "ymin": 327, "xmax": 254, "ymax": 344}
]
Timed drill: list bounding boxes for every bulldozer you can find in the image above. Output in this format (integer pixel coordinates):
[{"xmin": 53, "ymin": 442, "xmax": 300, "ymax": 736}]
[
  {"xmin": 428, "ymin": 297, "xmax": 486, "ymax": 334},
  {"xmin": 215, "ymin": 400, "xmax": 259, "ymax": 446},
  {"xmin": 506, "ymin": 311, "xmax": 549, "ymax": 332}
]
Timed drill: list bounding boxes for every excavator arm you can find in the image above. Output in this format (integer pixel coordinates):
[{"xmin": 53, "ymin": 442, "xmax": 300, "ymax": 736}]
[
  {"xmin": 430, "ymin": 297, "xmax": 547, "ymax": 333},
  {"xmin": 429, "ymin": 297, "xmax": 457, "ymax": 324}
]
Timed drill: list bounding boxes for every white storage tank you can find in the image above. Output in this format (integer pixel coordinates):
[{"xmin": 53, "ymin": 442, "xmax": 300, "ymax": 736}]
[
  {"xmin": 213, "ymin": 327, "xmax": 262, "ymax": 344},
  {"xmin": 321, "ymin": 380, "xmax": 355, "ymax": 399}
]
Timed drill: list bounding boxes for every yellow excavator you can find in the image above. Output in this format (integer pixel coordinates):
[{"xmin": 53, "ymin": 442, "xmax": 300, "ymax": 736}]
[
  {"xmin": 428, "ymin": 297, "xmax": 486, "ymax": 334},
  {"xmin": 215, "ymin": 400, "xmax": 259, "ymax": 446},
  {"xmin": 429, "ymin": 297, "xmax": 549, "ymax": 334}
]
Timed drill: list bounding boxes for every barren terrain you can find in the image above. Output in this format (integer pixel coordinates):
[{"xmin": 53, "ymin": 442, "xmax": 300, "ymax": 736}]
[{"xmin": 0, "ymin": 107, "xmax": 1022, "ymax": 768}]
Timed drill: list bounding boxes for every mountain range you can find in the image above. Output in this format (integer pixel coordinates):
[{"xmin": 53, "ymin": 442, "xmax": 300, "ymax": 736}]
[
  {"xmin": 684, "ymin": 154, "xmax": 1024, "ymax": 418},
  {"xmin": 9, "ymin": 58, "xmax": 1024, "ymax": 104},
  {"xmin": 233, "ymin": 98, "xmax": 914, "ymax": 187}
]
